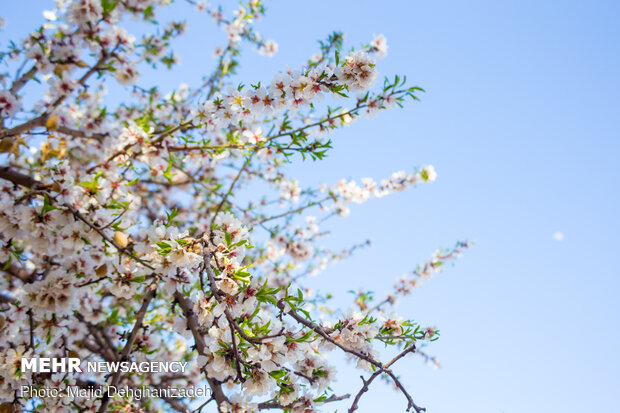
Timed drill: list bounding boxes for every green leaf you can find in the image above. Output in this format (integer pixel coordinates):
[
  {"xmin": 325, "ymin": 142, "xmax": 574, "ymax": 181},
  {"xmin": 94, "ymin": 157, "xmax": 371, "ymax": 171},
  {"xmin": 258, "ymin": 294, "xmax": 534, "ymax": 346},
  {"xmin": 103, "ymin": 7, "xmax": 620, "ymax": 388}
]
[
  {"xmin": 231, "ymin": 271, "xmax": 251, "ymax": 283},
  {"xmin": 231, "ymin": 239, "xmax": 247, "ymax": 248},
  {"xmin": 132, "ymin": 275, "xmax": 146, "ymax": 283},
  {"xmin": 41, "ymin": 194, "xmax": 57, "ymax": 214},
  {"xmin": 156, "ymin": 241, "xmax": 172, "ymax": 255},
  {"xmin": 269, "ymin": 369, "xmax": 287, "ymax": 381},
  {"xmin": 101, "ymin": 0, "xmax": 117, "ymax": 14},
  {"xmin": 165, "ymin": 207, "xmax": 180, "ymax": 227},
  {"xmin": 79, "ymin": 171, "xmax": 103, "ymax": 193},
  {"xmin": 2, "ymin": 256, "xmax": 12, "ymax": 271}
]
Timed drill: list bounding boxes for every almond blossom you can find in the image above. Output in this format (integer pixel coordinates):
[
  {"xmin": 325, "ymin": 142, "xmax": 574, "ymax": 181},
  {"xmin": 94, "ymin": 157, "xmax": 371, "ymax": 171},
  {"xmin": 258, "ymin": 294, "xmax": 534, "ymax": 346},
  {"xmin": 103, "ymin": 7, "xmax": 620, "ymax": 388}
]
[{"xmin": 0, "ymin": 1, "xmax": 468, "ymax": 412}]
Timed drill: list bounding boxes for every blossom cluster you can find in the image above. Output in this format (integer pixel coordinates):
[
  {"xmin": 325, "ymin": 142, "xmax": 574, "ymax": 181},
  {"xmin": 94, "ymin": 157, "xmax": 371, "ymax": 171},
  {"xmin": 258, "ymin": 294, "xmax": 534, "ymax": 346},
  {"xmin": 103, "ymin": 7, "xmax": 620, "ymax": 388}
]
[{"xmin": 0, "ymin": 1, "xmax": 468, "ymax": 412}]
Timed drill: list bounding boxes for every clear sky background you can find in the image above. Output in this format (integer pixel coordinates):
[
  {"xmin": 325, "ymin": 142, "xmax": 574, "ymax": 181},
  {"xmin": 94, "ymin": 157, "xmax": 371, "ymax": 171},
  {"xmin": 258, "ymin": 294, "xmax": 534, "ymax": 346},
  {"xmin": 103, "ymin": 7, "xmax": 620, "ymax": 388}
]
[{"xmin": 2, "ymin": 1, "xmax": 620, "ymax": 412}]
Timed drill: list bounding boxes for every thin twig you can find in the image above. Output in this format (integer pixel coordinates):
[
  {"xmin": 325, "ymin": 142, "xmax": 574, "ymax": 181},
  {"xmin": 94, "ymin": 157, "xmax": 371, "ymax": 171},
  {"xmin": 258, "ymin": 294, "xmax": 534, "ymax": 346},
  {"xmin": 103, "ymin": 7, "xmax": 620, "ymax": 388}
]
[
  {"xmin": 97, "ymin": 284, "xmax": 157, "ymax": 412},
  {"xmin": 348, "ymin": 345, "xmax": 419, "ymax": 412}
]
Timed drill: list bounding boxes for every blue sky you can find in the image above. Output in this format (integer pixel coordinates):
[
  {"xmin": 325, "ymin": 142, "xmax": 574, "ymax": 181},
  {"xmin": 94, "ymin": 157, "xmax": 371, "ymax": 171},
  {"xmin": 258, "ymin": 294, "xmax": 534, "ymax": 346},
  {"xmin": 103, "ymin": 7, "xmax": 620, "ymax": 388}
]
[{"xmin": 2, "ymin": 1, "xmax": 619, "ymax": 412}]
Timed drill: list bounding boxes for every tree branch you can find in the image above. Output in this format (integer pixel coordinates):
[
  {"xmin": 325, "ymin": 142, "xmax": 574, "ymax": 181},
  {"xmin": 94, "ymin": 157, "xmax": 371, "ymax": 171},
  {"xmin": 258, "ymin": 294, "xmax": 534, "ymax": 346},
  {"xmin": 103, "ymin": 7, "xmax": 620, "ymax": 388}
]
[
  {"xmin": 0, "ymin": 260, "xmax": 35, "ymax": 283},
  {"xmin": 258, "ymin": 393, "xmax": 351, "ymax": 410},
  {"xmin": 10, "ymin": 66, "xmax": 37, "ymax": 95},
  {"xmin": 348, "ymin": 345, "xmax": 419, "ymax": 412},
  {"xmin": 1, "ymin": 51, "xmax": 111, "ymax": 138},
  {"xmin": 0, "ymin": 166, "xmax": 46, "ymax": 189},
  {"xmin": 174, "ymin": 290, "xmax": 229, "ymax": 410},
  {"xmin": 97, "ymin": 284, "xmax": 157, "ymax": 412},
  {"xmin": 278, "ymin": 304, "xmax": 425, "ymax": 413}
]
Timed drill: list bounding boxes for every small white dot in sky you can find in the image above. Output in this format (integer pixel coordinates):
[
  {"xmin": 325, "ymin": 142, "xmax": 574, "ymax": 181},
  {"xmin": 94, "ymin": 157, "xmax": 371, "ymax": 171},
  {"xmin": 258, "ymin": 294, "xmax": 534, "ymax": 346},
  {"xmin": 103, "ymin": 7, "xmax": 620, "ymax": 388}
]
[{"xmin": 553, "ymin": 231, "xmax": 565, "ymax": 241}]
